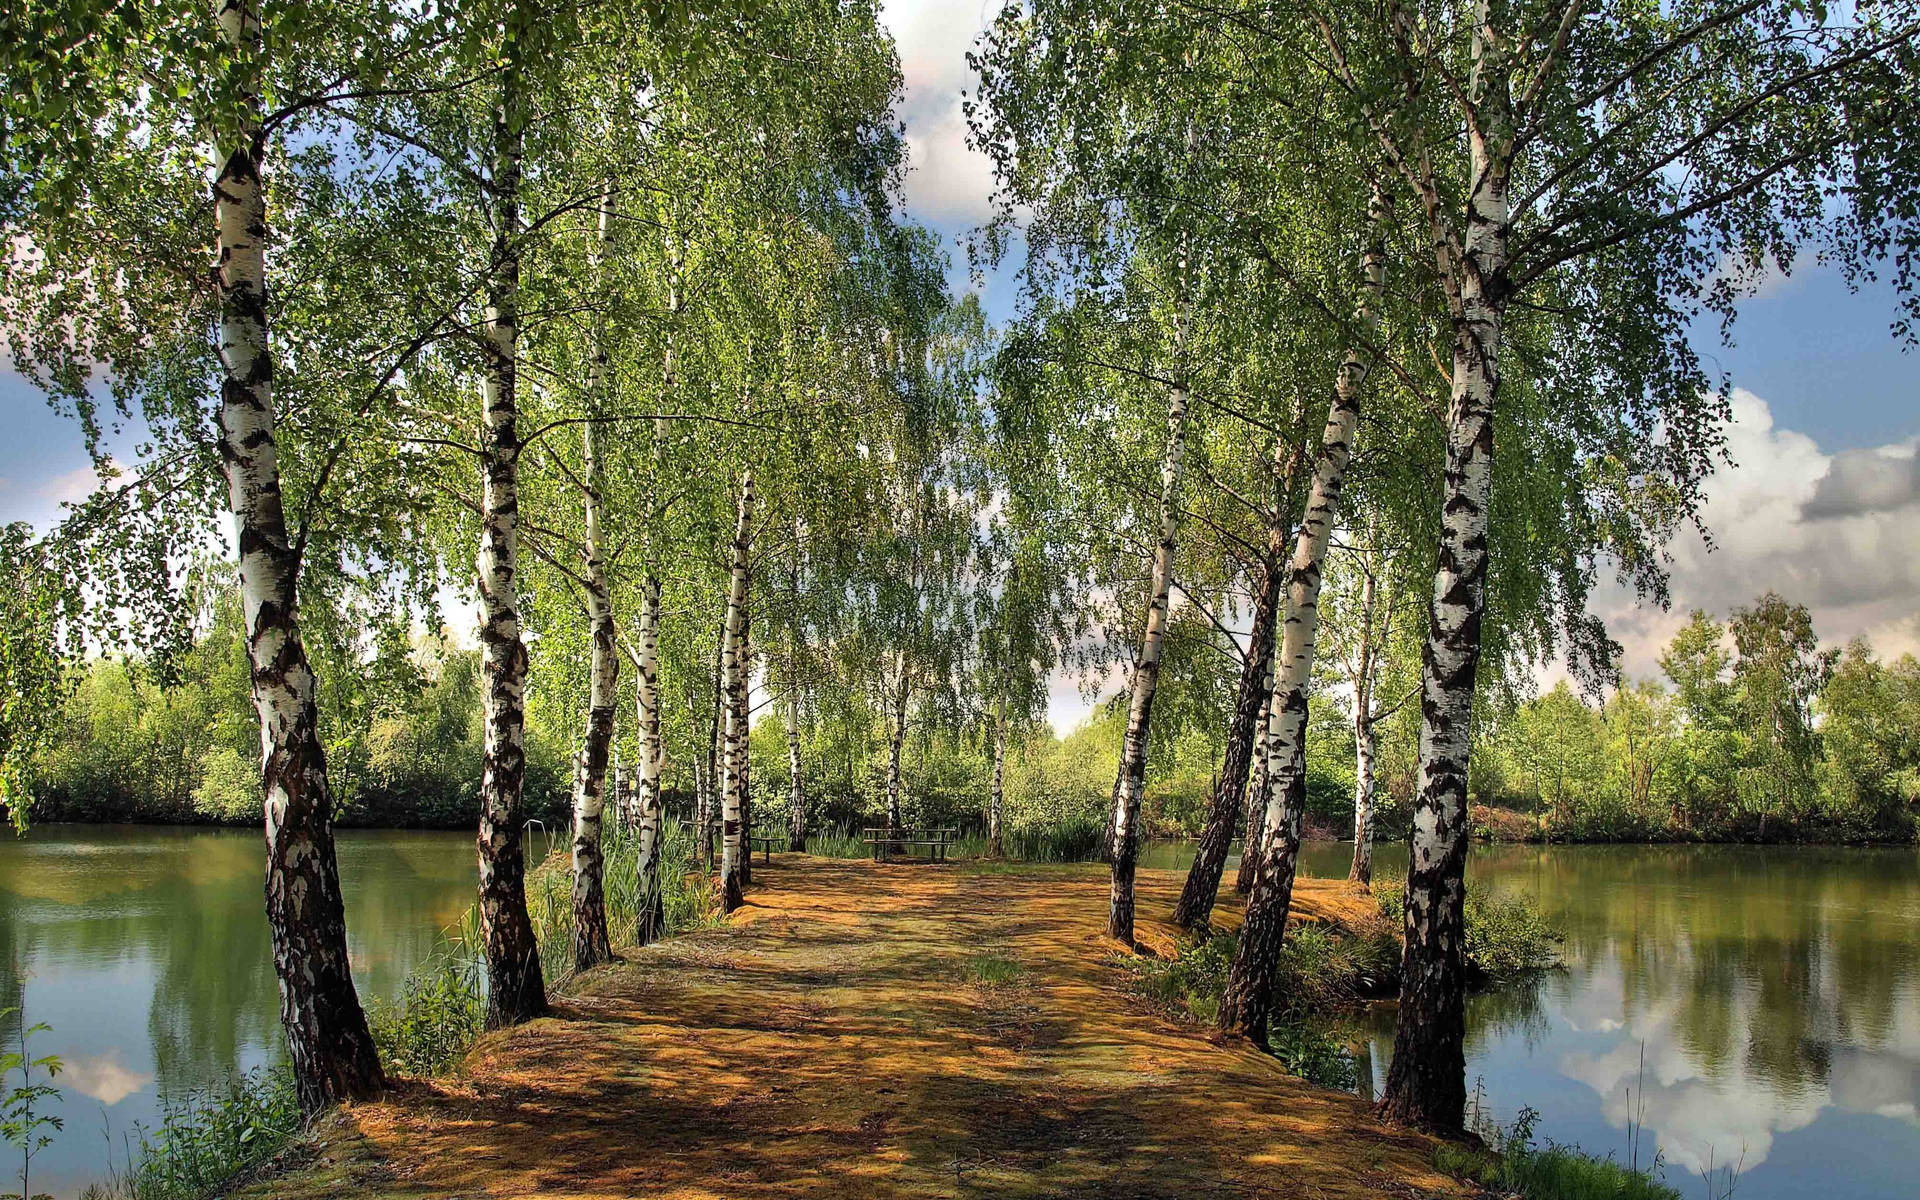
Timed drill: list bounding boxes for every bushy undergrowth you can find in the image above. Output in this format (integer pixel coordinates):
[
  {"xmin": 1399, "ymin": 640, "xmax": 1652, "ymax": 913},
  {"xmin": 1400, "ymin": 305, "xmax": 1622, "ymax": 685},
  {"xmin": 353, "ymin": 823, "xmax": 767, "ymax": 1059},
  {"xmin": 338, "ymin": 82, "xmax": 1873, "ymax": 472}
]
[
  {"xmin": 519, "ymin": 816, "xmax": 721, "ymax": 976},
  {"xmin": 368, "ymin": 955, "xmax": 484, "ymax": 1079},
  {"xmin": 1119, "ymin": 926, "xmax": 1382, "ymax": 1090},
  {"xmin": 1375, "ymin": 882, "xmax": 1563, "ymax": 979},
  {"xmin": 1434, "ymin": 1108, "xmax": 1683, "ymax": 1200},
  {"xmin": 83, "ymin": 1068, "xmax": 302, "ymax": 1200}
]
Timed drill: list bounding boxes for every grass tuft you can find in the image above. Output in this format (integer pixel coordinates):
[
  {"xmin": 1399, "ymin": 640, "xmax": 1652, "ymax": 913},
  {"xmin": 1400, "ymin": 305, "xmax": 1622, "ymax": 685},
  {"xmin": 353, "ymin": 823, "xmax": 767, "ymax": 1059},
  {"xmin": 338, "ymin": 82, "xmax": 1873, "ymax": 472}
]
[{"xmin": 965, "ymin": 952, "xmax": 1025, "ymax": 986}]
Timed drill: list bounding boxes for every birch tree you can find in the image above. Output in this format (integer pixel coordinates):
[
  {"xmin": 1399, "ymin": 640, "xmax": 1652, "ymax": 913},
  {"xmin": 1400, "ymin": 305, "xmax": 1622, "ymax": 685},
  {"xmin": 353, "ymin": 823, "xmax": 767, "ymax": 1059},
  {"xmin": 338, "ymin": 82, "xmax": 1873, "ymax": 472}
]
[
  {"xmin": 1220, "ymin": 183, "xmax": 1391, "ymax": 1039},
  {"xmin": 0, "ymin": 0, "xmax": 460, "ymax": 1109}
]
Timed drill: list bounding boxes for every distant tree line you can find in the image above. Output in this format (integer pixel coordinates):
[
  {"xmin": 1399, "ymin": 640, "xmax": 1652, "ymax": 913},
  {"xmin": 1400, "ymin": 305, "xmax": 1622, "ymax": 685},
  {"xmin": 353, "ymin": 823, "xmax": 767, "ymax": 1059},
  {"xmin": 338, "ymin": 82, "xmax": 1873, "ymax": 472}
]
[{"xmin": 1473, "ymin": 594, "xmax": 1920, "ymax": 844}]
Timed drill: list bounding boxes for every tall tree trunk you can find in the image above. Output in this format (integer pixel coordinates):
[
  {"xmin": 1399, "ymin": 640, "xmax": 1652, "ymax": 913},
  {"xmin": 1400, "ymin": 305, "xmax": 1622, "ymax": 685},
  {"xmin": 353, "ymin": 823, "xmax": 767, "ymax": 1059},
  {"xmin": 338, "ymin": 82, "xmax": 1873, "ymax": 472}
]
[
  {"xmin": 1235, "ymin": 675, "xmax": 1274, "ymax": 894},
  {"xmin": 568, "ymin": 191, "xmax": 617, "ymax": 974},
  {"xmin": 786, "ymin": 515, "xmax": 807, "ymax": 854},
  {"xmin": 1107, "ymin": 366, "xmax": 1189, "ymax": 945},
  {"xmin": 718, "ymin": 471, "xmax": 754, "ymax": 912},
  {"xmin": 1180, "ymin": 389, "xmax": 1313, "ymax": 921},
  {"xmin": 1349, "ymin": 564, "xmax": 1381, "ymax": 887},
  {"xmin": 1220, "ymin": 182, "xmax": 1389, "ymax": 1042},
  {"xmin": 702, "ymin": 630, "xmax": 724, "ymax": 870},
  {"xmin": 1380, "ymin": 35, "xmax": 1511, "ymax": 1131},
  {"xmin": 989, "ymin": 695, "xmax": 1006, "ymax": 858},
  {"xmin": 1175, "ymin": 552, "xmax": 1280, "ymax": 927},
  {"xmin": 1350, "ymin": 715, "xmax": 1379, "ymax": 886},
  {"xmin": 886, "ymin": 672, "xmax": 908, "ymax": 833},
  {"xmin": 738, "ymin": 607, "xmax": 753, "ymax": 887},
  {"xmin": 632, "ymin": 574, "xmax": 666, "ymax": 944},
  {"xmin": 213, "ymin": 0, "xmax": 382, "ymax": 1114},
  {"xmin": 474, "ymin": 46, "xmax": 547, "ymax": 1028},
  {"xmin": 786, "ymin": 680, "xmax": 806, "ymax": 853},
  {"xmin": 631, "ymin": 215, "xmax": 676, "ymax": 932}
]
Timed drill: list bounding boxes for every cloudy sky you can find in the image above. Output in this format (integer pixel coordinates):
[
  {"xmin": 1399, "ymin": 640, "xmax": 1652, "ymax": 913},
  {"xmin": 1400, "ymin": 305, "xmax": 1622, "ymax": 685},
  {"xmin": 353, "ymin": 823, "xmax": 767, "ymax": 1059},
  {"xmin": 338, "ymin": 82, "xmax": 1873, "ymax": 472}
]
[{"xmin": 3, "ymin": 0, "xmax": 1916, "ymax": 731}]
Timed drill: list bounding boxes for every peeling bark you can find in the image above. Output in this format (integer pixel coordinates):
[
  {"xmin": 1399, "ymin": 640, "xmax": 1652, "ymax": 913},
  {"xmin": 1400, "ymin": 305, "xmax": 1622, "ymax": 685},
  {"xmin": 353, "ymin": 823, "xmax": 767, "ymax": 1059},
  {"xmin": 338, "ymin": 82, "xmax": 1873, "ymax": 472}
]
[
  {"xmin": 474, "ymin": 47, "xmax": 547, "ymax": 1028},
  {"xmin": 1107, "ymin": 359, "xmax": 1189, "ymax": 945},
  {"xmin": 1221, "ymin": 182, "xmax": 1390, "ymax": 1041},
  {"xmin": 213, "ymin": 0, "xmax": 382, "ymax": 1115}
]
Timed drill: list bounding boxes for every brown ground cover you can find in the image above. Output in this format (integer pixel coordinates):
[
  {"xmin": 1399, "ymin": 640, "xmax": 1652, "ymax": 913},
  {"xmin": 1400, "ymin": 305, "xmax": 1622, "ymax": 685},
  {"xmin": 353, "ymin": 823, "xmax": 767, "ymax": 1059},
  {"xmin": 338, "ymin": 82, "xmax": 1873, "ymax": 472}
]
[{"xmin": 246, "ymin": 857, "xmax": 1464, "ymax": 1199}]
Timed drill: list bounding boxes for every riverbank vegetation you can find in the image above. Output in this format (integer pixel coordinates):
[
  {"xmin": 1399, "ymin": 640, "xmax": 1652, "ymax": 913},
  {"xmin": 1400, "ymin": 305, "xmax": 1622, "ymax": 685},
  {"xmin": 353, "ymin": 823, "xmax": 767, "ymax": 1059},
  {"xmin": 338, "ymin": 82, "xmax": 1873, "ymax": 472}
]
[
  {"xmin": 4, "ymin": 0, "xmax": 1920, "ymax": 1174},
  {"xmin": 1473, "ymin": 600, "xmax": 1920, "ymax": 843}
]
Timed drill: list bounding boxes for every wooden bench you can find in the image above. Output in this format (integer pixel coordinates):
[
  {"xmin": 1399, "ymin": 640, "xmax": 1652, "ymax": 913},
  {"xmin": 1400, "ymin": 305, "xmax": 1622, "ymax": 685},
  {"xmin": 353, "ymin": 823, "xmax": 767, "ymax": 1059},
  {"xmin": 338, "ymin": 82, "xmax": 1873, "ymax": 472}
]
[
  {"xmin": 862, "ymin": 826, "xmax": 958, "ymax": 863},
  {"xmin": 748, "ymin": 824, "xmax": 786, "ymax": 864}
]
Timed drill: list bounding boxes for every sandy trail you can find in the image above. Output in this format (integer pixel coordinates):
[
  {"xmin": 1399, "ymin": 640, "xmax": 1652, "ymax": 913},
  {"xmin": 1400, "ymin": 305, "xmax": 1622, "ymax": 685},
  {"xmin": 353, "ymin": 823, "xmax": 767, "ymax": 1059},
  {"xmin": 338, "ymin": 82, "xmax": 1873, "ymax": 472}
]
[{"xmin": 249, "ymin": 857, "xmax": 1463, "ymax": 1199}]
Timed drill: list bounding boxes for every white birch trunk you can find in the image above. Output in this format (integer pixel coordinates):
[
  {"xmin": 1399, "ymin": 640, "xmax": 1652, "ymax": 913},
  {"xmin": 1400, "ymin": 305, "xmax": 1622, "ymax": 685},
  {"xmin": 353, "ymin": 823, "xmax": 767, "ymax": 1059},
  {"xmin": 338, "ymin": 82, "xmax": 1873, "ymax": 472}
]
[
  {"xmin": 1234, "ymin": 673, "xmax": 1274, "ymax": 894},
  {"xmin": 1106, "ymin": 362, "xmax": 1189, "ymax": 943},
  {"xmin": 568, "ymin": 188, "xmax": 617, "ymax": 972},
  {"xmin": 786, "ymin": 681, "xmax": 805, "ymax": 852},
  {"xmin": 1349, "ymin": 564, "xmax": 1381, "ymax": 886},
  {"xmin": 629, "ymin": 574, "xmax": 665, "ymax": 942},
  {"xmin": 1351, "ymin": 715, "xmax": 1379, "ymax": 885},
  {"xmin": 886, "ymin": 667, "xmax": 908, "ymax": 833},
  {"xmin": 1382, "ymin": 10, "xmax": 1512, "ymax": 1129},
  {"xmin": 213, "ymin": 0, "xmax": 382, "ymax": 1113},
  {"xmin": 1221, "ymin": 181, "xmax": 1390, "ymax": 1039},
  {"xmin": 989, "ymin": 695, "xmax": 1006, "ymax": 857},
  {"xmin": 737, "ymin": 608, "xmax": 754, "ymax": 887},
  {"xmin": 473, "ymin": 45, "xmax": 546, "ymax": 1027}
]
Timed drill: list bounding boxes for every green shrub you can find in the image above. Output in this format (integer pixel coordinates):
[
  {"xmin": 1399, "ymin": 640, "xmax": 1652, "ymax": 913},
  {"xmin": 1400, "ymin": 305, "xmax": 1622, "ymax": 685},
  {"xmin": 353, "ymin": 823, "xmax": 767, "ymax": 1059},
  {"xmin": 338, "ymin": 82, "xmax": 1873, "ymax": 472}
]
[
  {"xmin": 1116, "ymin": 929, "xmax": 1363, "ymax": 1090},
  {"xmin": 369, "ymin": 956, "xmax": 484, "ymax": 1078},
  {"xmin": 188, "ymin": 747, "xmax": 258, "ymax": 823},
  {"xmin": 93, "ymin": 1068, "xmax": 302, "ymax": 1200}
]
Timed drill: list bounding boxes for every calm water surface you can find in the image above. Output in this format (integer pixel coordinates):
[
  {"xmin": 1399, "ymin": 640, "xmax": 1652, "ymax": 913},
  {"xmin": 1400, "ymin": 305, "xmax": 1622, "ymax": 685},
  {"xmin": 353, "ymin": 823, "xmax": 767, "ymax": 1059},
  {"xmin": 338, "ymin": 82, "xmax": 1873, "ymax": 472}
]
[
  {"xmin": 1338, "ymin": 841, "xmax": 1920, "ymax": 1200},
  {"xmin": 3, "ymin": 830, "xmax": 1916, "ymax": 1199},
  {"xmin": 0, "ymin": 826, "xmax": 480, "ymax": 1197}
]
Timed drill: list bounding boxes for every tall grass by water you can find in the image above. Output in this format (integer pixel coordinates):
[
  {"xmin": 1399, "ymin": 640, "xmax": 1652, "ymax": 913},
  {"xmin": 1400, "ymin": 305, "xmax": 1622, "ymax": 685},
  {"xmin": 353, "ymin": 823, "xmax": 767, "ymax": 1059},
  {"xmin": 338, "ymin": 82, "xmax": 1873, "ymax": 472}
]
[
  {"xmin": 517, "ymin": 816, "xmax": 722, "ymax": 977},
  {"xmin": 1433, "ymin": 1106, "xmax": 1686, "ymax": 1200}
]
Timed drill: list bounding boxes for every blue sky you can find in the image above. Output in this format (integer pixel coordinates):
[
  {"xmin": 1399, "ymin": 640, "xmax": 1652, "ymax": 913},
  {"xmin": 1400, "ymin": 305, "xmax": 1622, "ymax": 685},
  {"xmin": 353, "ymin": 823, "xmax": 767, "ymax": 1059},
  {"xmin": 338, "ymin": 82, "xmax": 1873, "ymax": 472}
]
[{"xmin": 4, "ymin": 1, "xmax": 1917, "ymax": 730}]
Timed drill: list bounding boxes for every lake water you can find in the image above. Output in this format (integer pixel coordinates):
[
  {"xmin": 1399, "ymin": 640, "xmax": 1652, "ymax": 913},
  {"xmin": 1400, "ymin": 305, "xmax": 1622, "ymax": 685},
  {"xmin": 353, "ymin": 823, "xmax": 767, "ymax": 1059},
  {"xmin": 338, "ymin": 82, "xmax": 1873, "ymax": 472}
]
[
  {"xmin": 0, "ymin": 826, "xmax": 484, "ymax": 1198},
  {"xmin": 2, "ymin": 829, "xmax": 1915, "ymax": 1198}
]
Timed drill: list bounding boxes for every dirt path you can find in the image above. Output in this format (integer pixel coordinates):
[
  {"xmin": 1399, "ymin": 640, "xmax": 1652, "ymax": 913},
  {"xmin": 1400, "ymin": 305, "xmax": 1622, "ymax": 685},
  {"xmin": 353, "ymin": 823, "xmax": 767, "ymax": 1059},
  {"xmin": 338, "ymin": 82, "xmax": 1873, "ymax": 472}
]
[{"xmin": 253, "ymin": 858, "xmax": 1464, "ymax": 1199}]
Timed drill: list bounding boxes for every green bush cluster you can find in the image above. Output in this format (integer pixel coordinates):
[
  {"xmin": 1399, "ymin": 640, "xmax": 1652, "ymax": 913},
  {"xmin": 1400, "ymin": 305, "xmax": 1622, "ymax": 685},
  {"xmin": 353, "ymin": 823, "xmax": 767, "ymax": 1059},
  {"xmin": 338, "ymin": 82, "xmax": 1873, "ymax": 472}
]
[
  {"xmin": 1117, "ymin": 926, "xmax": 1380, "ymax": 1090},
  {"xmin": 368, "ymin": 958, "xmax": 485, "ymax": 1080},
  {"xmin": 82, "ymin": 1068, "xmax": 302, "ymax": 1200}
]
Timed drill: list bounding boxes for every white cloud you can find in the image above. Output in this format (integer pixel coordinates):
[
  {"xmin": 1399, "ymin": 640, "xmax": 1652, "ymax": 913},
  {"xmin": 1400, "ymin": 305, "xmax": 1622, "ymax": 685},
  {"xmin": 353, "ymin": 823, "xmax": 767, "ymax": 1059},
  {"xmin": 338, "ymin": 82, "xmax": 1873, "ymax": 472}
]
[
  {"xmin": 1584, "ymin": 390, "xmax": 1920, "ymax": 680},
  {"xmin": 879, "ymin": 1, "xmax": 1001, "ymax": 226},
  {"xmin": 61, "ymin": 1048, "xmax": 153, "ymax": 1106}
]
